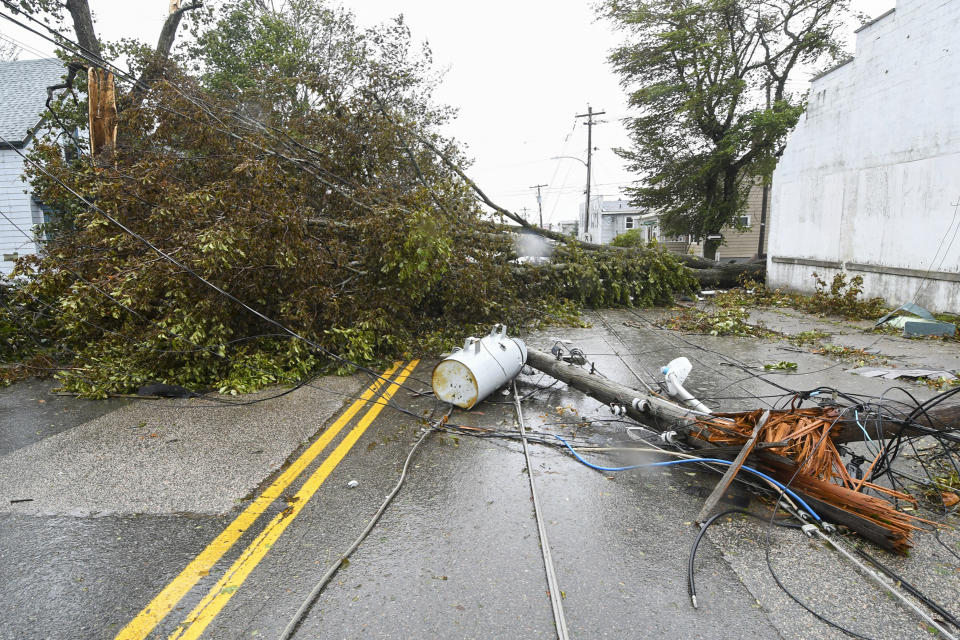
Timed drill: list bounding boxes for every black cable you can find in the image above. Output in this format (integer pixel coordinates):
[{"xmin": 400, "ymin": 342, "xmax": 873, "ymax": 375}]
[
  {"xmin": 687, "ymin": 508, "xmax": 801, "ymax": 608},
  {"xmin": 759, "ymin": 414, "xmax": 878, "ymax": 640},
  {"xmin": 934, "ymin": 529, "xmax": 960, "ymax": 562},
  {"xmin": 849, "ymin": 543, "xmax": 960, "ymax": 630},
  {"xmin": 623, "ymin": 308, "xmax": 785, "ymax": 407},
  {"xmin": 762, "ymin": 536, "xmax": 873, "ymax": 640},
  {"xmin": 278, "ymin": 421, "xmax": 439, "ymax": 640}
]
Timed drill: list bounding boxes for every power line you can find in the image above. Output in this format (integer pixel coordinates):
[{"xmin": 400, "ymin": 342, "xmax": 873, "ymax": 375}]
[{"xmin": 0, "ymin": 4, "xmax": 473, "ymax": 394}]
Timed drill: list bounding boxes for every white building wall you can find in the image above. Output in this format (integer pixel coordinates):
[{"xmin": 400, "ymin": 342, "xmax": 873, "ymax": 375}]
[
  {"xmin": 768, "ymin": 0, "xmax": 960, "ymax": 312},
  {"xmin": 577, "ymin": 195, "xmax": 603, "ymax": 243},
  {"xmin": 0, "ymin": 146, "xmax": 41, "ymax": 276},
  {"xmin": 579, "ymin": 196, "xmax": 646, "ymax": 244}
]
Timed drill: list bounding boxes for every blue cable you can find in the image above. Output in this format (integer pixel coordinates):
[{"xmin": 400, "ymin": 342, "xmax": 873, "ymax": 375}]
[
  {"xmin": 853, "ymin": 409, "xmax": 879, "ymax": 454},
  {"xmin": 553, "ymin": 435, "xmax": 822, "ymax": 522}
]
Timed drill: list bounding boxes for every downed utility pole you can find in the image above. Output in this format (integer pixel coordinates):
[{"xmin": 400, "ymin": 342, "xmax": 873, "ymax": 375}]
[
  {"xmin": 87, "ymin": 67, "xmax": 117, "ymax": 167},
  {"xmin": 529, "ymin": 348, "xmax": 958, "ymax": 445},
  {"xmin": 526, "ymin": 347, "xmax": 952, "ymax": 553},
  {"xmin": 526, "ymin": 347, "xmax": 701, "ymax": 428}
]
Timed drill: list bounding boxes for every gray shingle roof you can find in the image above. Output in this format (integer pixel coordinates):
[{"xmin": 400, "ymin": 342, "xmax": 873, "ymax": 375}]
[{"xmin": 0, "ymin": 58, "xmax": 67, "ymax": 145}]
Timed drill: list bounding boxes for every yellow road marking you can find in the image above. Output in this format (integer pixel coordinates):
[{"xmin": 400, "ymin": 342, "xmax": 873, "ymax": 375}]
[
  {"xmin": 114, "ymin": 362, "xmax": 404, "ymax": 640},
  {"xmin": 168, "ymin": 359, "xmax": 420, "ymax": 640}
]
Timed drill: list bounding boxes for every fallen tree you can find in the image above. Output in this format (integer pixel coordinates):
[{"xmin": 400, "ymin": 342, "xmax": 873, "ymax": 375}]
[
  {"xmin": 6, "ymin": 1, "xmax": 702, "ymax": 397},
  {"xmin": 687, "ymin": 261, "xmax": 765, "ymax": 288}
]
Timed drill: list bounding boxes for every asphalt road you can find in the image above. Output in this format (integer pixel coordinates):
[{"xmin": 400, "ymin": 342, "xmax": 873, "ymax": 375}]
[{"xmin": 2, "ymin": 309, "xmax": 959, "ymax": 639}]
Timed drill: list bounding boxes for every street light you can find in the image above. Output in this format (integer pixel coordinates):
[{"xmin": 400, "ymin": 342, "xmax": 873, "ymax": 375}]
[{"xmin": 550, "ymin": 155, "xmax": 587, "ymax": 167}]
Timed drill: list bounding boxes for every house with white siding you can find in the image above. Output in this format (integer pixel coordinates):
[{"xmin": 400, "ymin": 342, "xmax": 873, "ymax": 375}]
[
  {"xmin": 579, "ymin": 183, "xmax": 771, "ymax": 261},
  {"xmin": 577, "ymin": 196, "xmax": 655, "ymax": 245},
  {"xmin": 768, "ymin": 0, "xmax": 960, "ymax": 311},
  {"xmin": 0, "ymin": 58, "xmax": 66, "ymax": 276}
]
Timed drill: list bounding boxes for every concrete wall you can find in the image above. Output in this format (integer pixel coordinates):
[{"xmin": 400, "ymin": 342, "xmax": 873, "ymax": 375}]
[
  {"xmin": 0, "ymin": 145, "xmax": 41, "ymax": 276},
  {"xmin": 768, "ymin": 0, "xmax": 960, "ymax": 312}
]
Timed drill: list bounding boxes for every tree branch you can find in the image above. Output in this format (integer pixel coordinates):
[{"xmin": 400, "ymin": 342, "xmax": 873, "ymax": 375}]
[
  {"xmin": 65, "ymin": 0, "xmax": 101, "ymax": 59},
  {"xmin": 408, "ymin": 127, "xmax": 606, "ymax": 249},
  {"xmin": 133, "ymin": 1, "xmax": 202, "ymax": 95}
]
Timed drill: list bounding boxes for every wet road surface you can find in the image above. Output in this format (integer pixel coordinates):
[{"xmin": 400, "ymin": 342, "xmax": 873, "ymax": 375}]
[{"xmin": 2, "ymin": 310, "xmax": 958, "ymax": 639}]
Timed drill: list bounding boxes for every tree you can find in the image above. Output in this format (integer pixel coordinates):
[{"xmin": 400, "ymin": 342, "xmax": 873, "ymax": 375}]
[
  {"xmin": 8, "ymin": 0, "xmax": 200, "ymax": 79},
  {"xmin": 602, "ymin": 0, "xmax": 852, "ymax": 259},
  {"xmin": 5, "ymin": 1, "xmax": 698, "ymax": 395}
]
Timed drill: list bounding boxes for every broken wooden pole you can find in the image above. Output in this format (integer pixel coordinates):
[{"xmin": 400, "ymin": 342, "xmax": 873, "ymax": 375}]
[
  {"xmin": 524, "ymin": 346, "xmax": 954, "ymax": 552},
  {"xmin": 696, "ymin": 410, "xmax": 769, "ymax": 523},
  {"xmin": 526, "ymin": 346, "xmax": 958, "ymax": 444},
  {"xmin": 87, "ymin": 67, "xmax": 117, "ymax": 167},
  {"xmin": 525, "ymin": 348, "xmax": 701, "ymax": 429},
  {"xmin": 832, "ymin": 407, "xmax": 960, "ymax": 444}
]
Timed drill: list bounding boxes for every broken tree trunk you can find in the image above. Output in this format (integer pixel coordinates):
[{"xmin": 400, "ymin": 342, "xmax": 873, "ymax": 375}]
[{"xmin": 689, "ymin": 261, "xmax": 765, "ymax": 287}]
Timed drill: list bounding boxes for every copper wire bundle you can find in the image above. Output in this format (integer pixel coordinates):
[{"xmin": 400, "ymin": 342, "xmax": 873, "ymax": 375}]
[{"xmin": 691, "ymin": 407, "xmax": 931, "ymax": 552}]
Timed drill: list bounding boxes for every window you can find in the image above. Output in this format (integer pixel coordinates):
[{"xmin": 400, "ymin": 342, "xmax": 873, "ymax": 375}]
[
  {"xmin": 625, "ymin": 216, "xmax": 634, "ymax": 229},
  {"xmin": 736, "ymin": 215, "xmax": 751, "ymax": 227}
]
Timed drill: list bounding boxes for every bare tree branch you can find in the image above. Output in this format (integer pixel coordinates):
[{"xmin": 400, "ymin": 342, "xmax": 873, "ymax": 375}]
[
  {"xmin": 133, "ymin": 1, "xmax": 202, "ymax": 96},
  {"xmin": 65, "ymin": 0, "xmax": 100, "ymax": 59}
]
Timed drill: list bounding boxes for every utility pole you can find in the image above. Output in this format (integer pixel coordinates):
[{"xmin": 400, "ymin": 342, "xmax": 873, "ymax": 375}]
[
  {"xmin": 575, "ymin": 106, "xmax": 605, "ymax": 242},
  {"xmin": 529, "ymin": 183, "xmax": 547, "ymax": 228},
  {"xmin": 520, "ymin": 206, "xmax": 532, "ymax": 223},
  {"xmin": 87, "ymin": 67, "xmax": 117, "ymax": 168}
]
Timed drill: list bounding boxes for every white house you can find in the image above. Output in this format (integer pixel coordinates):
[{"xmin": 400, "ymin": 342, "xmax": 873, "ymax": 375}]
[
  {"xmin": 579, "ymin": 187, "xmax": 771, "ymax": 261},
  {"xmin": 0, "ymin": 58, "xmax": 66, "ymax": 276},
  {"xmin": 767, "ymin": 0, "xmax": 960, "ymax": 312},
  {"xmin": 577, "ymin": 196, "xmax": 655, "ymax": 245}
]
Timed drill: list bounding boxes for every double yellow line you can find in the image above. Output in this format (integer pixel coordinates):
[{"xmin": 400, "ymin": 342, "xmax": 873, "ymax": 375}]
[{"xmin": 116, "ymin": 360, "xmax": 419, "ymax": 640}]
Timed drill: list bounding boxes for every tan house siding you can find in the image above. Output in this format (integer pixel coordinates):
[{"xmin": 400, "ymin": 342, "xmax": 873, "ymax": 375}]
[
  {"xmin": 715, "ymin": 180, "xmax": 771, "ymax": 261},
  {"xmin": 687, "ymin": 179, "xmax": 772, "ymax": 261}
]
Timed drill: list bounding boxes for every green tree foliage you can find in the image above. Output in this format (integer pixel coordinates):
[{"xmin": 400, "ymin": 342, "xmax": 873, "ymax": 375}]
[
  {"xmin": 6, "ymin": 0, "xmax": 697, "ymax": 396},
  {"xmin": 609, "ymin": 228, "xmax": 648, "ymax": 248},
  {"xmin": 602, "ymin": 0, "xmax": 851, "ymax": 258}
]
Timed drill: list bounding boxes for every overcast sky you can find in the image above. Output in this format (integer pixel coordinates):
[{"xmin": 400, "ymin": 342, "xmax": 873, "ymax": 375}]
[{"xmin": 1, "ymin": 0, "xmax": 896, "ymax": 227}]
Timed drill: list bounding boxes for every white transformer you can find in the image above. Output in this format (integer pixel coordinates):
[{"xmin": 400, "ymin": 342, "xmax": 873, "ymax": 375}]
[{"xmin": 432, "ymin": 324, "xmax": 527, "ymax": 409}]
